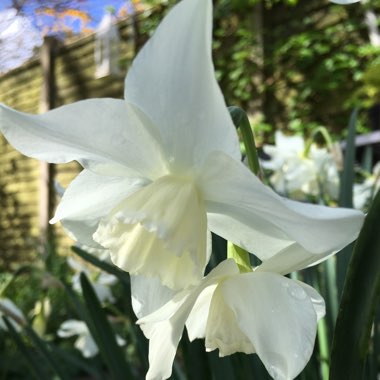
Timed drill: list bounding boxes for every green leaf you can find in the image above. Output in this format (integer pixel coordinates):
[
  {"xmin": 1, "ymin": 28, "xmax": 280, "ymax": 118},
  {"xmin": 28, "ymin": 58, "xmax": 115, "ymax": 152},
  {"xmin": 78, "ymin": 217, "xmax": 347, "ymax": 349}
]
[
  {"xmin": 2, "ymin": 317, "xmax": 50, "ymax": 380},
  {"xmin": 79, "ymin": 272, "xmax": 135, "ymax": 380},
  {"xmin": 339, "ymin": 108, "xmax": 358, "ymax": 209},
  {"xmin": 207, "ymin": 350, "xmax": 237, "ymax": 380},
  {"xmin": 228, "ymin": 106, "xmax": 262, "ymax": 177},
  {"xmin": 330, "ymin": 190, "xmax": 380, "ymax": 380},
  {"xmin": 51, "ymin": 345, "xmax": 103, "ymax": 380},
  {"xmin": 337, "ymin": 108, "xmax": 358, "ymax": 297},
  {"xmin": 181, "ymin": 333, "xmax": 211, "ymax": 379},
  {"xmin": 71, "ymin": 246, "xmax": 130, "ymax": 288},
  {"xmin": 23, "ymin": 323, "xmax": 71, "ymax": 380}
]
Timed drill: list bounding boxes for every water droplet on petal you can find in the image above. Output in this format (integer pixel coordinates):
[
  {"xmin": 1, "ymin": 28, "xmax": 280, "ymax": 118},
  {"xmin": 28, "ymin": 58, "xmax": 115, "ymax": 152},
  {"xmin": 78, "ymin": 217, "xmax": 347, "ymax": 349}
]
[
  {"xmin": 288, "ymin": 284, "xmax": 307, "ymax": 300},
  {"xmin": 268, "ymin": 364, "xmax": 286, "ymax": 380},
  {"xmin": 264, "ymin": 352, "xmax": 287, "ymax": 380}
]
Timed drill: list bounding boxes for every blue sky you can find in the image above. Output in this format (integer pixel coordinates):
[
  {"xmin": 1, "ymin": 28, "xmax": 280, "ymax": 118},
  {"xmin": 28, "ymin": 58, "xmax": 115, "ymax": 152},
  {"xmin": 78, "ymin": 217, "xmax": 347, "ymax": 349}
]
[
  {"xmin": 0, "ymin": 0, "xmax": 131, "ymax": 31},
  {"xmin": 0, "ymin": 0, "xmax": 135, "ymax": 72}
]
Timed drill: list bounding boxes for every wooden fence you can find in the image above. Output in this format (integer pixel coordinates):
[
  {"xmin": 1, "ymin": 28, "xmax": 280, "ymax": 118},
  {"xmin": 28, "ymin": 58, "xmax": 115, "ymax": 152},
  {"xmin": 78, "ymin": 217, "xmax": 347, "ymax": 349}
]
[{"xmin": 0, "ymin": 11, "xmax": 149, "ymax": 269}]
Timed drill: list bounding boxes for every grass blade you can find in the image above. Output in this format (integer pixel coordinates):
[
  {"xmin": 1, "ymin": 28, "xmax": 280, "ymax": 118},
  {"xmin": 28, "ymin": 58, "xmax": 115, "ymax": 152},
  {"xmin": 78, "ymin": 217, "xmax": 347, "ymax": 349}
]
[
  {"xmin": 330, "ymin": 191, "xmax": 380, "ymax": 380},
  {"xmin": 23, "ymin": 324, "xmax": 70, "ymax": 380},
  {"xmin": 80, "ymin": 272, "xmax": 134, "ymax": 380},
  {"xmin": 2, "ymin": 317, "xmax": 50, "ymax": 380},
  {"xmin": 337, "ymin": 108, "xmax": 358, "ymax": 297},
  {"xmin": 71, "ymin": 246, "xmax": 130, "ymax": 288}
]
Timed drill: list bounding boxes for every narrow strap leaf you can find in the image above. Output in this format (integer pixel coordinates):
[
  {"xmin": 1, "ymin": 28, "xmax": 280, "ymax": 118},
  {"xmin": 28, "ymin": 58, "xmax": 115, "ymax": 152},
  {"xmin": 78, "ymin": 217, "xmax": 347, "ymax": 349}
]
[
  {"xmin": 330, "ymin": 190, "xmax": 380, "ymax": 379},
  {"xmin": 2, "ymin": 317, "xmax": 50, "ymax": 380},
  {"xmin": 80, "ymin": 272, "xmax": 135, "ymax": 380}
]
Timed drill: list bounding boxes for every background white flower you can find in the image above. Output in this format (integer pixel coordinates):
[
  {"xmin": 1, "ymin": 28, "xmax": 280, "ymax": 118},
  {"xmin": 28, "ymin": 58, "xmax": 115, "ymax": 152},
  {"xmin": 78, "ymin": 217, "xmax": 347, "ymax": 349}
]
[
  {"xmin": 0, "ymin": 298, "xmax": 26, "ymax": 332},
  {"xmin": 67, "ymin": 256, "xmax": 117, "ymax": 304},
  {"xmin": 57, "ymin": 319, "xmax": 125, "ymax": 358},
  {"xmin": 262, "ymin": 131, "xmax": 340, "ymax": 200}
]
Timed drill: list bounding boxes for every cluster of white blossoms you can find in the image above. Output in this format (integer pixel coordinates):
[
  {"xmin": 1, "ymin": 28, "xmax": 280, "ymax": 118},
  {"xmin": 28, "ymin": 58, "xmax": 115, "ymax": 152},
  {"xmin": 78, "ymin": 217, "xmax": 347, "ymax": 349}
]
[
  {"xmin": 353, "ymin": 162, "xmax": 380, "ymax": 210},
  {"xmin": 262, "ymin": 131, "xmax": 341, "ymax": 202},
  {"xmin": 0, "ymin": 0, "xmax": 365, "ymax": 379}
]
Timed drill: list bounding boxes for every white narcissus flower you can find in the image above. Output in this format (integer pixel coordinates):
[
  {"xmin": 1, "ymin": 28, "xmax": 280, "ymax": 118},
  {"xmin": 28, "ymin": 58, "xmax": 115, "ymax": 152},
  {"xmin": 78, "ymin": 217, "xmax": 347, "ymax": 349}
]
[
  {"xmin": 262, "ymin": 131, "xmax": 340, "ymax": 200},
  {"xmin": 137, "ymin": 258, "xmax": 325, "ymax": 380},
  {"xmin": 0, "ymin": 298, "xmax": 26, "ymax": 332},
  {"xmin": 330, "ymin": 0, "xmax": 360, "ymax": 4},
  {"xmin": 0, "ymin": 0, "xmax": 363, "ymax": 290},
  {"xmin": 353, "ymin": 162, "xmax": 380, "ymax": 210},
  {"xmin": 67, "ymin": 256, "xmax": 117, "ymax": 304},
  {"xmin": 57, "ymin": 319, "xmax": 125, "ymax": 358}
]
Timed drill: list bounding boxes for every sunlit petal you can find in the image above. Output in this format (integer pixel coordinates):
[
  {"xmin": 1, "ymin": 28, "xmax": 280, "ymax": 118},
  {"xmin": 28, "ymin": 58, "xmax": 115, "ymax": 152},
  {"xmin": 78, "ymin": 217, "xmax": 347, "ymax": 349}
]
[
  {"xmin": 137, "ymin": 260, "xmax": 239, "ymax": 379},
  {"xmin": 131, "ymin": 275, "xmax": 176, "ymax": 319},
  {"xmin": 222, "ymin": 272, "xmax": 318, "ymax": 380},
  {"xmin": 330, "ymin": 0, "xmax": 360, "ymax": 3},
  {"xmin": 125, "ymin": 0, "xmax": 239, "ymax": 171},
  {"xmin": 0, "ymin": 100, "xmax": 167, "ymax": 178},
  {"xmin": 94, "ymin": 175, "xmax": 208, "ymax": 289},
  {"xmin": 256, "ymin": 243, "xmax": 335, "ymax": 275},
  {"xmin": 50, "ymin": 169, "xmax": 147, "ymax": 245},
  {"xmin": 200, "ymin": 151, "xmax": 364, "ymax": 261},
  {"xmin": 205, "ymin": 284, "xmax": 255, "ymax": 356}
]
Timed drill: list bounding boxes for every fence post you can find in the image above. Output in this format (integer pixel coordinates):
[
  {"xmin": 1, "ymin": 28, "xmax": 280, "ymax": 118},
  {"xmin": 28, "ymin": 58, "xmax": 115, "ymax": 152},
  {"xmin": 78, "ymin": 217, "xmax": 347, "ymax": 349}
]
[{"xmin": 39, "ymin": 36, "xmax": 57, "ymax": 252}]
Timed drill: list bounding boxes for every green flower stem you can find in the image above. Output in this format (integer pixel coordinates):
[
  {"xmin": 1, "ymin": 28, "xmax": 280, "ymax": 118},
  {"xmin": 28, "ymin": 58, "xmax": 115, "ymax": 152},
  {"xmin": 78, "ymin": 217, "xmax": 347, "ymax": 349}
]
[
  {"xmin": 304, "ymin": 126, "xmax": 334, "ymax": 157},
  {"xmin": 228, "ymin": 106, "xmax": 262, "ymax": 272},
  {"xmin": 227, "ymin": 243, "xmax": 253, "ymax": 273},
  {"xmin": 311, "ymin": 275, "xmax": 330, "ymax": 380},
  {"xmin": 228, "ymin": 106, "xmax": 262, "ymax": 178}
]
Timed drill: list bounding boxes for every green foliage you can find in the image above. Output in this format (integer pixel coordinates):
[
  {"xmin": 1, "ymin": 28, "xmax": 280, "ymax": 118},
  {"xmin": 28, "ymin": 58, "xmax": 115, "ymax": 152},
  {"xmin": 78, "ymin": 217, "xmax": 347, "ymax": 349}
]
[{"xmin": 330, "ymin": 190, "xmax": 380, "ymax": 379}]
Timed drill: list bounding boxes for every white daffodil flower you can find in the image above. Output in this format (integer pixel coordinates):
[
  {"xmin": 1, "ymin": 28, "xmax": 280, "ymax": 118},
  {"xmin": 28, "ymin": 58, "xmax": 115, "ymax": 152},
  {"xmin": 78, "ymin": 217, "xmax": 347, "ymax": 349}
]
[
  {"xmin": 57, "ymin": 319, "xmax": 125, "ymax": 358},
  {"xmin": 0, "ymin": 298, "xmax": 26, "ymax": 332},
  {"xmin": 137, "ymin": 259, "xmax": 325, "ymax": 380},
  {"xmin": 262, "ymin": 131, "xmax": 340, "ymax": 200},
  {"xmin": 0, "ymin": 0, "xmax": 363, "ymax": 290},
  {"xmin": 353, "ymin": 162, "xmax": 380, "ymax": 210},
  {"xmin": 67, "ymin": 256, "xmax": 117, "ymax": 304},
  {"xmin": 330, "ymin": 0, "xmax": 360, "ymax": 4}
]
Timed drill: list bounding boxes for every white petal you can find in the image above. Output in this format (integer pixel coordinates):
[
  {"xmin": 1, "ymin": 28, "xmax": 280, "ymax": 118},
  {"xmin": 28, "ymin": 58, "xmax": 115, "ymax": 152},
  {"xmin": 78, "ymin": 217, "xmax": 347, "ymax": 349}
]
[
  {"xmin": 137, "ymin": 259, "xmax": 239, "ymax": 380},
  {"xmin": 256, "ymin": 243, "xmax": 334, "ymax": 275},
  {"xmin": 95, "ymin": 221, "xmax": 204, "ymax": 290},
  {"xmin": 143, "ymin": 316, "xmax": 185, "ymax": 380},
  {"xmin": 92, "ymin": 283, "xmax": 115, "ymax": 304},
  {"xmin": 295, "ymin": 281, "xmax": 326, "ymax": 321},
  {"xmin": 200, "ymin": 151, "xmax": 364, "ymax": 260},
  {"xmin": 75, "ymin": 334, "xmax": 99, "ymax": 358},
  {"xmin": 205, "ymin": 284, "xmax": 255, "ymax": 356},
  {"xmin": 0, "ymin": 99, "xmax": 167, "ymax": 178},
  {"xmin": 0, "ymin": 298, "xmax": 25, "ymax": 331},
  {"xmin": 207, "ymin": 212, "xmax": 296, "ymax": 264},
  {"xmin": 57, "ymin": 320, "xmax": 88, "ymax": 337},
  {"xmin": 185, "ymin": 284, "xmax": 217, "ymax": 342},
  {"xmin": 125, "ymin": 0, "xmax": 239, "ymax": 172},
  {"xmin": 0, "ymin": 298, "xmax": 25, "ymax": 321},
  {"xmin": 275, "ymin": 131, "xmax": 305, "ymax": 152},
  {"xmin": 97, "ymin": 272, "xmax": 118, "ymax": 286},
  {"xmin": 222, "ymin": 272, "xmax": 319, "ymax": 380},
  {"xmin": 50, "ymin": 169, "xmax": 147, "ymax": 244},
  {"xmin": 330, "ymin": 0, "xmax": 360, "ymax": 3},
  {"xmin": 94, "ymin": 175, "xmax": 208, "ymax": 289},
  {"xmin": 131, "ymin": 275, "xmax": 176, "ymax": 319}
]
